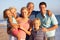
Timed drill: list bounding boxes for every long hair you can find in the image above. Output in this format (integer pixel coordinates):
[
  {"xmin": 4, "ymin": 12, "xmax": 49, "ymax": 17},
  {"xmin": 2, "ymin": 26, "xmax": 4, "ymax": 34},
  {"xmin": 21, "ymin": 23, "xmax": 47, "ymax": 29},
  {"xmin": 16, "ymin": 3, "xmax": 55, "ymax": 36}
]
[
  {"xmin": 20, "ymin": 7, "xmax": 28, "ymax": 17},
  {"xmin": 3, "ymin": 9, "xmax": 9, "ymax": 19}
]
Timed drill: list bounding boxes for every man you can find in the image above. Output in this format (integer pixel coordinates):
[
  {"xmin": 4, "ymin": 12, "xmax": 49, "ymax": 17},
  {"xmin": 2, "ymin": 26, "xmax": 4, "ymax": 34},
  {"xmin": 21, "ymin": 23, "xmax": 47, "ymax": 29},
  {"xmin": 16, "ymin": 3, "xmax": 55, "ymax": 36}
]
[
  {"xmin": 26, "ymin": 2, "xmax": 53, "ymax": 40},
  {"xmin": 36, "ymin": 2, "xmax": 58, "ymax": 40}
]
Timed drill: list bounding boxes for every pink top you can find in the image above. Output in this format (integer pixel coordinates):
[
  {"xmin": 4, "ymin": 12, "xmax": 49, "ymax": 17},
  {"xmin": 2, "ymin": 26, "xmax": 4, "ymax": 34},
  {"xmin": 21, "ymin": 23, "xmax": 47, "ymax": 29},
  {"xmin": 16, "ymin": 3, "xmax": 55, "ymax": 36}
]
[{"xmin": 18, "ymin": 19, "xmax": 30, "ymax": 39}]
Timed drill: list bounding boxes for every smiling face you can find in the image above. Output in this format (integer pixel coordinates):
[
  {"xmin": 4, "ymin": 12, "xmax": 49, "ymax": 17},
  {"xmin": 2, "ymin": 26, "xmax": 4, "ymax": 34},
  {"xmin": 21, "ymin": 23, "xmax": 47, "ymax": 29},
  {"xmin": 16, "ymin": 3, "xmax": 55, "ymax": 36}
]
[
  {"xmin": 10, "ymin": 8, "xmax": 16, "ymax": 14},
  {"xmin": 39, "ymin": 2, "xmax": 47, "ymax": 14},
  {"xmin": 33, "ymin": 18, "xmax": 41, "ymax": 30},
  {"xmin": 6, "ymin": 10, "xmax": 12, "ymax": 17},
  {"xmin": 39, "ymin": 5, "xmax": 46, "ymax": 14},
  {"xmin": 21, "ymin": 7, "xmax": 28, "ymax": 18},
  {"xmin": 9, "ymin": 7, "xmax": 17, "ymax": 17},
  {"xmin": 27, "ymin": 2, "xmax": 34, "ymax": 13}
]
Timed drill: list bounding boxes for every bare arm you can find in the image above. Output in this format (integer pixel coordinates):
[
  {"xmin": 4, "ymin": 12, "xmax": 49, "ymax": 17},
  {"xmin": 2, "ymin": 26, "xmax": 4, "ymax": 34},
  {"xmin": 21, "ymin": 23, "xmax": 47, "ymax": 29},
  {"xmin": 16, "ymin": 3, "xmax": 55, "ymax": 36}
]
[
  {"xmin": 19, "ymin": 26, "xmax": 31, "ymax": 35},
  {"xmin": 48, "ymin": 25, "xmax": 58, "ymax": 31},
  {"xmin": 8, "ymin": 16, "xmax": 19, "ymax": 29},
  {"xmin": 42, "ymin": 24, "xmax": 58, "ymax": 32}
]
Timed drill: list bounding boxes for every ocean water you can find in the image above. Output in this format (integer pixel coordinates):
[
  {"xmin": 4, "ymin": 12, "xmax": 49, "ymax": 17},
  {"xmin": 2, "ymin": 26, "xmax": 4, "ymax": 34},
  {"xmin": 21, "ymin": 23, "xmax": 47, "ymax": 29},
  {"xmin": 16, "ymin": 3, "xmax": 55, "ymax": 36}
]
[
  {"xmin": 0, "ymin": 15, "xmax": 60, "ymax": 40},
  {"xmin": 0, "ymin": 15, "xmax": 60, "ymax": 25}
]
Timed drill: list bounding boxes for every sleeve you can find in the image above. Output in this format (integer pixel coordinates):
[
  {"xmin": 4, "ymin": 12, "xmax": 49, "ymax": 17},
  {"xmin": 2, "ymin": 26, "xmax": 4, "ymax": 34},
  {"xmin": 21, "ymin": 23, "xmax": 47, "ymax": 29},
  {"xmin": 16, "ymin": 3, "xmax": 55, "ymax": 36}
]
[{"xmin": 50, "ymin": 14, "xmax": 58, "ymax": 25}]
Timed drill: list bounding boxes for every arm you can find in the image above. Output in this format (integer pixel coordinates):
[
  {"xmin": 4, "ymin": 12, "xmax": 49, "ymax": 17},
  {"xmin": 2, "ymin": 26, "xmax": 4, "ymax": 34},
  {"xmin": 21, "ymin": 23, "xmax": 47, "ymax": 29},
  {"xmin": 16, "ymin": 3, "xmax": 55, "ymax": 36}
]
[
  {"xmin": 47, "ymin": 10, "xmax": 52, "ymax": 16},
  {"xmin": 8, "ymin": 16, "xmax": 19, "ymax": 29},
  {"xmin": 20, "ymin": 26, "xmax": 31, "ymax": 35},
  {"xmin": 48, "ymin": 14, "xmax": 58, "ymax": 31},
  {"xmin": 23, "ymin": 21, "xmax": 33, "ymax": 35},
  {"xmin": 47, "ymin": 25, "xmax": 58, "ymax": 31},
  {"xmin": 42, "ymin": 14, "xmax": 58, "ymax": 32}
]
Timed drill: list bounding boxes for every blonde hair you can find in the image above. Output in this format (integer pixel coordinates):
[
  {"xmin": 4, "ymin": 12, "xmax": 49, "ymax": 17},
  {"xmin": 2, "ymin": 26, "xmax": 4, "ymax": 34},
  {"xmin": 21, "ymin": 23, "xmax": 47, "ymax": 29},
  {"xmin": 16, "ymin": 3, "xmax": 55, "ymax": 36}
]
[
  {"xmin": 21, "ymin": 7, "xmax": 28, "ymax": 13},
  {"xmin": 9, "ymin": 7, "xmax": 16, "ymax": 11},
  {"xmin": 32, "ymin": 18, "xmax": 41, "ymax": 26}
]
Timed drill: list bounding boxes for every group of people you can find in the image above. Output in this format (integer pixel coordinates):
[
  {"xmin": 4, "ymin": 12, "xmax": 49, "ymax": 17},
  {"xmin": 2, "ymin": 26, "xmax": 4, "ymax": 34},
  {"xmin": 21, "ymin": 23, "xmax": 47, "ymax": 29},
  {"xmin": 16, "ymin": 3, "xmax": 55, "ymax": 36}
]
[{"xmin": 3, "ymin": 2, "xmax": 58, "ymax": 40}]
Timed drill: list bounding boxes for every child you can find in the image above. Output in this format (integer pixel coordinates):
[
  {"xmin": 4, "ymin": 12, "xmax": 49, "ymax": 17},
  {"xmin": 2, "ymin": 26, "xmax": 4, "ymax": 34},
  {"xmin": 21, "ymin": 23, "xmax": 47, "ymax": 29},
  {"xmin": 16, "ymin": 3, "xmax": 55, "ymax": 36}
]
[
  {"xmin": 12, "ymin": 7, "xmax": 31, "ymax": 40},
  {"xmin": 21, "ymin": 18, "xmax": 47, "ymax": 40}
]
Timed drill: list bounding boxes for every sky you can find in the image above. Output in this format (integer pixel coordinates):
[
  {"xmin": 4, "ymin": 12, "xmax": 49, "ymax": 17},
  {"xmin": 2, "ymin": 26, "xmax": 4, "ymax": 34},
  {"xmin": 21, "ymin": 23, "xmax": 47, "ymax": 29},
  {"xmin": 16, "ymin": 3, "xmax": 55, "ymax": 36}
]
[{"xmin": 0, "ymin": 0, "xmax": 60, "ymax": 20}]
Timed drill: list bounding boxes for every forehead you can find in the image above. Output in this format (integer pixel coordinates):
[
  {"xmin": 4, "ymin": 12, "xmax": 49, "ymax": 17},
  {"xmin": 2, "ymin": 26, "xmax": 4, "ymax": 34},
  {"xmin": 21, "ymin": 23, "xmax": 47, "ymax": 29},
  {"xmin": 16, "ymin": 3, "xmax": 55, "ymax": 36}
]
[
  {"xmin": 34, "ymin": 20, "xmax": 40, "ymax": 23},
  {"xmin": 28, "ymin": 3, "xmax": 34, "ymax": 6},
  {"xmin": 22, "ymin": 9, "xmax": 27, "ymax": 12}
]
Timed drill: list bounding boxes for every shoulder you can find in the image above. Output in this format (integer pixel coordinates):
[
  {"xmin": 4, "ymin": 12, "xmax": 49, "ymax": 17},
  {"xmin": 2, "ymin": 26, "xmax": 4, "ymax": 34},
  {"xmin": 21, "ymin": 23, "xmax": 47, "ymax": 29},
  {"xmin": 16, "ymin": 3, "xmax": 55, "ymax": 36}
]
[
  {"xmin": 16, "ymin": 17, "xmax": 22, "ymax": 21},
  {"xmin": 32, "ymin": 11, "xmax": 39, "ymax": 14},
  {"xmin": 50, "ymin": 13, "xmax": 56, "ymax": 19}
]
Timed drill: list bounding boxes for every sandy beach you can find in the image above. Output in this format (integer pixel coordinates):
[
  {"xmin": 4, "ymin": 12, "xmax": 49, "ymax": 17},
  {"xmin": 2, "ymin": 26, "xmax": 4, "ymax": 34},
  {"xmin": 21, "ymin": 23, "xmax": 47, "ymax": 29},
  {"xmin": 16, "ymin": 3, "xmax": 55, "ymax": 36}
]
[{"xmin": 0, "ymin": 25, "xmax": 60, "ymax": 40}]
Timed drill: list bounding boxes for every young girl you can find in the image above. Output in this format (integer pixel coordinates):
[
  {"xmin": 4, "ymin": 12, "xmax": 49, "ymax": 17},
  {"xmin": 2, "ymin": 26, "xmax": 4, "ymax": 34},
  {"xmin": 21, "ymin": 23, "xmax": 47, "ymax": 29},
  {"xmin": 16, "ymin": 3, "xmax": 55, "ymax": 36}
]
[
  {"xmin": 21, "ymin": 18, "xmax": 47, "ymax": 40},
  {"xmin": 12, "ymin": 7, "xmax": 31, "ymax": 40}
]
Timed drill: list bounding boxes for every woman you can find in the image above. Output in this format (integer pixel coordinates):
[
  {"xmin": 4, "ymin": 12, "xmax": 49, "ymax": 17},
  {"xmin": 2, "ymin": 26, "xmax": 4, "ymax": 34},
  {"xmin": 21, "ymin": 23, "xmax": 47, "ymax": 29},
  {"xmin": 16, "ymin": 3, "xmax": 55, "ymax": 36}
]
[{"xmin": 12, "ymin": 7, "xmax": 31, "ymax": 40}]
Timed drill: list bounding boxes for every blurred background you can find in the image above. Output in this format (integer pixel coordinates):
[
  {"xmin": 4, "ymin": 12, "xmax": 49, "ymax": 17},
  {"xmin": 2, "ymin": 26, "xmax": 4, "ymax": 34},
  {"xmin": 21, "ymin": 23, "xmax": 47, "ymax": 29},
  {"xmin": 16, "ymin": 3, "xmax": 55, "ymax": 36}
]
[{"xmin": 0, "ymin": 0, "xmax": 60, "ymax": 40}]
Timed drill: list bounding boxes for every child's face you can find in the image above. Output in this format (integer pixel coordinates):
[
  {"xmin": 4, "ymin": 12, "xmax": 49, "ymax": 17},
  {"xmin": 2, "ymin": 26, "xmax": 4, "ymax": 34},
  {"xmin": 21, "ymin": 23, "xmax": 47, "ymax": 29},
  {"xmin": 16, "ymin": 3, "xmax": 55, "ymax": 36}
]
[
  {"xmin": 6, "ymin": 10, "xmax": 12, "ymax": 17},
  {"xmin": 21, "ymin": 9, "xmax": 28, "ymax": 18},
  {"xmin": 10, "ymin": 8, "xmax": 16, "ymax": 14},
  {"xmin": 10, "ymin": 8, "xmax": 17, "ymax": 17},
  {"xmin": 33, "ymin": 20, "xmax": 40, "ymax": 29}
]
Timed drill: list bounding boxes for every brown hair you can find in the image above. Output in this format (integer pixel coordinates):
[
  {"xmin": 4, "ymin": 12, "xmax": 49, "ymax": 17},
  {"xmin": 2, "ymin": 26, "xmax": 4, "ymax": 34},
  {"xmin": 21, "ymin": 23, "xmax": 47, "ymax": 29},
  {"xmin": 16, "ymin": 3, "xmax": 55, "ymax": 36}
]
[
  {"xmin": 39, "ymin": 2, "xmax": 47, "ymax": 7},
  {"xmin": 21, "ymin": 7, "xmax": 28, "ymax": 13},
  {"xmin": 3, "ymin": 9, "xmax": 10, "ymax": 19},
  {"xmin": 39, "ymin": 2, "xmax": 52, "ymax": 17},
  {"xmin": 27, "ymin": 2, "xmax": 34, "ymax": 7}
]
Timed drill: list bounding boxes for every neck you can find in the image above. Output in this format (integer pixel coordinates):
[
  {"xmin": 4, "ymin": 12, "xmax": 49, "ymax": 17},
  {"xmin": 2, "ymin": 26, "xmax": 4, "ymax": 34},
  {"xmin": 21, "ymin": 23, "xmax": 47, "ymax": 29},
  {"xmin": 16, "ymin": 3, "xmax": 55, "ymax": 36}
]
[
  {"xmin": 28, "ymin": 12, "xmax": 32, "ymax": 17},
  {"xmin": 41, "ymin": 11, "xmax": 46, "ymax": 18},
  {"xmin": 41, "ymin": 11, "xmax": 46, "ymax": 15},
  {"xmin": 22, "ymin": 17, "xmax": 28, "ymax": 20}
]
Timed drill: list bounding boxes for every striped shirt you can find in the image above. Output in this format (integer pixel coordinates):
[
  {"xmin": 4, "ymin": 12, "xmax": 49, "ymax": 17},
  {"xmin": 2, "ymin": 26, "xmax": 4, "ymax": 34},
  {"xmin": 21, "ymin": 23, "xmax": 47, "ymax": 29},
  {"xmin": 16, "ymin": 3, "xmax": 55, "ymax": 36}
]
[{"xmin": 30, "ymin": 28, "xmax": 46, "ymax": 40}]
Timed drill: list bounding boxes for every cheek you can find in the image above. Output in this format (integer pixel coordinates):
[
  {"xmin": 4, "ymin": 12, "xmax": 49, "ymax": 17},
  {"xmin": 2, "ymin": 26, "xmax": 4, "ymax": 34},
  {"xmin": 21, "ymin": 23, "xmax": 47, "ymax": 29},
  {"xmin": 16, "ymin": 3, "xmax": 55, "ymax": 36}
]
[{"xmin": 25, "ymin": 11, "xmax": 28, "ymax": 16}]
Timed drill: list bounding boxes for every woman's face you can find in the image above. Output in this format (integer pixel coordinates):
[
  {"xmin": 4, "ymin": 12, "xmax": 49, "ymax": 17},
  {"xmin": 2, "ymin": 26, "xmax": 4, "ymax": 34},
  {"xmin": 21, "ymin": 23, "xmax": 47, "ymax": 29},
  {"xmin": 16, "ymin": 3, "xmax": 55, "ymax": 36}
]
[
  {"xmin": 27, "ymin": 3, "xmax": 34, "ymax": 12},
  {"xmin": 21, "ymin": 9, "xmax": 28, "ymax": 18},
  {"xmin": 6, "ymin": 10, "xmax": 12, "ymax": 17}
]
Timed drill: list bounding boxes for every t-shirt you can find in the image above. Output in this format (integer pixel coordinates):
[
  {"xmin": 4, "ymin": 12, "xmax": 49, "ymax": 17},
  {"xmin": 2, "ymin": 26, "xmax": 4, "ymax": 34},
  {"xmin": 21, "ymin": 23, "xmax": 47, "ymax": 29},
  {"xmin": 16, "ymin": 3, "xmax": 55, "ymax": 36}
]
[
  {"xmin": 30, "ymin": 28, "xmax": 46, "ymax": 40},
  {"xmin": 36, "ymin": 11, "xmax": 58, "ymax": 37}
]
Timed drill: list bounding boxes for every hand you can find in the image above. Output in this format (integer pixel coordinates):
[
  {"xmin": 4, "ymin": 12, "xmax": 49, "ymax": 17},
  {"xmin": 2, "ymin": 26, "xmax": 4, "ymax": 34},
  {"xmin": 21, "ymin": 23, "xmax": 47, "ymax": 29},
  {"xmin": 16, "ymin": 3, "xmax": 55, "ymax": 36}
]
[
  {"xmin": 20, "ymin": 27, "xmax": 25, "ymax": 31},
  {"xmin": 42, "ymin": 27, "xmax": 48, "ymax": 32},
  {"xmin": 47, "ymin": 10, "xmax": 52, "ymax": 16}
]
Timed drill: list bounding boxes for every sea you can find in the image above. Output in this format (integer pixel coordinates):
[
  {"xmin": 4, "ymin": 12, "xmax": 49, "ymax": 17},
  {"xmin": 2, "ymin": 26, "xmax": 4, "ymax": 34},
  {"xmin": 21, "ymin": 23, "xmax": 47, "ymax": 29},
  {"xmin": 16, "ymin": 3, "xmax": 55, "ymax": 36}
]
[
  {"xmin": 0, "ymin": 15, "xmax": 60, "ymax": 26},
  {"xmin": 0, "ymin": 15, "xmax": 60, "ymax": 40}
]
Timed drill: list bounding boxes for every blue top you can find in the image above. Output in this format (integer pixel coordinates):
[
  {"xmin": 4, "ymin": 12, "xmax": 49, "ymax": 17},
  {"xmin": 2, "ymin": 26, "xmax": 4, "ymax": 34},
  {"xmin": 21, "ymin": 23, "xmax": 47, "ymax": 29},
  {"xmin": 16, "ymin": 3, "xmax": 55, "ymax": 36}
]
[
  {"xmin": 29, "ymin": 11, "xmax": 37, "ymax": 20},
  {"xmin": 36, "ymin": 12, "xmax": 58, "ymax": 37}
]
